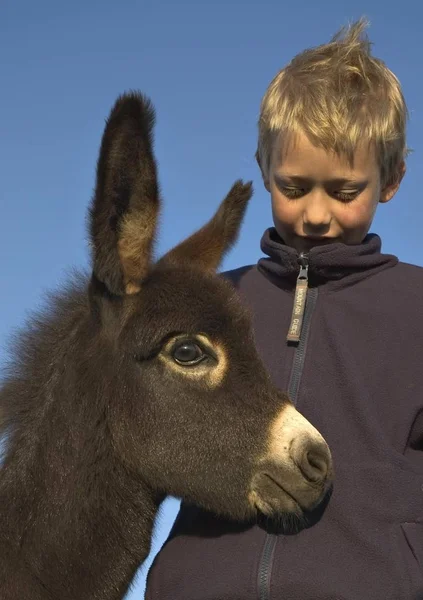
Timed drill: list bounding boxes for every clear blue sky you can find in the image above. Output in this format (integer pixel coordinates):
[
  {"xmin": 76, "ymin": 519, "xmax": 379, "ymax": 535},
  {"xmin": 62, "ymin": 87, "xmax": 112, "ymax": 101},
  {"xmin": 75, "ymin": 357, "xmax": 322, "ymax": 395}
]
[{"xmin": 1, "ymin": 0, "xmax": 422, "ymax": 597}]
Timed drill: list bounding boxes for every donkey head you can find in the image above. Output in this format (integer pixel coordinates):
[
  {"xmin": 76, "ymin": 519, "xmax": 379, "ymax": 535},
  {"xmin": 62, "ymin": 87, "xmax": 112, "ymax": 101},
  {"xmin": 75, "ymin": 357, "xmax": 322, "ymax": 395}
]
[{"xmin": 88, "ymin": 92, "xmax": 333, "ymax": 522}]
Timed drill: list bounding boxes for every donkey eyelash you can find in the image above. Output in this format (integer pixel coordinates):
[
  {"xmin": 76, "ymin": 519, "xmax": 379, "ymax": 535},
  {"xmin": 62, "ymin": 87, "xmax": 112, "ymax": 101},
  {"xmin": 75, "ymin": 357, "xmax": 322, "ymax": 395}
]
[{"xmin": 132, "ymin": 338, "xmax": 209, "ymax": 364}]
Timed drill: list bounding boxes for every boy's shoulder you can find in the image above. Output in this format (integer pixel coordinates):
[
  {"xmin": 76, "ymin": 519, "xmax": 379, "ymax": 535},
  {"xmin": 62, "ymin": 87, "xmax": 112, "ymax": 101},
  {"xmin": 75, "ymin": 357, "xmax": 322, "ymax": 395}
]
[
  {"xmin": 396, "ymin": 259, "xmax": 423, "ymax": 274},
  {"xmin": 220, "ymin": 265, "xmax": 255, "ymax": 284},
  {"xmin": 387, "ymin": 259, "xmax": 423, "ymax": 287}
]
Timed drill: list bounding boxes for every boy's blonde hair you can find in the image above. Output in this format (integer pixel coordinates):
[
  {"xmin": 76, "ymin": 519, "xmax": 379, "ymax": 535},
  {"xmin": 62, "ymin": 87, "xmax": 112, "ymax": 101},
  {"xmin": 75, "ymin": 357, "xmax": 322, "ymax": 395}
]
[{"xmin": 257, "ymin": 18, "xmax": 409, "ymax": 187}]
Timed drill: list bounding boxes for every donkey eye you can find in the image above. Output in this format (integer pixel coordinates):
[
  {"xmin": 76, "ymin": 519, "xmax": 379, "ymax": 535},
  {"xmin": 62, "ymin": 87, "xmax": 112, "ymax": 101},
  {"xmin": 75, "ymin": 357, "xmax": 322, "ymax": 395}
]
[{"xmin": 172, "ymin": 341, "xmax": 206, "ymax": 366}]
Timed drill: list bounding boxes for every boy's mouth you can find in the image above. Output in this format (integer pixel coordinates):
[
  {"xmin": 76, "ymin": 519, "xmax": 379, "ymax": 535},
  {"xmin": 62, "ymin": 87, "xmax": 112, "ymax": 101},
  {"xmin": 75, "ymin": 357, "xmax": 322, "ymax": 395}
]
[{"xmin": 299, "ymin": 236, "xmax": 340, "ymax": 245}]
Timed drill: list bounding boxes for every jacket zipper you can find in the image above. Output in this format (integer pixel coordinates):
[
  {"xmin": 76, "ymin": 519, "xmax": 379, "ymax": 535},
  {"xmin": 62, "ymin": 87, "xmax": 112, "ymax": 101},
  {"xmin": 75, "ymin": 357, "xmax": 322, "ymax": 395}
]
[
  {"xmin": 286, "ymin": 253, "xmax": 310, "ymax": 344},
  {"xmin": 288, "ymin": 253, "xmax": 318, "ymax": 406},
  {"xmin": 257, "ymin": 252, "xmax": 319, "ymax": 600}
]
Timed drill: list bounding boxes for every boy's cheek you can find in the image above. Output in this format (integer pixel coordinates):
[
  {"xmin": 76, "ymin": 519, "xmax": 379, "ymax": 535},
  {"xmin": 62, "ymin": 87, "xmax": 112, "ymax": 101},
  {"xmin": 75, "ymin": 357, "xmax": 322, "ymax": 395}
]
[
  {"xmin": 270, "ymin": 200, "xmax": 291, "ymax": 233},
  {"xmin": 271, "ymin": 201, "xmax": 296, "ymax": 230},
  {"xmin": 338, "ymin": 215, "xmax": 375, "ymax": 244},
  {"xmin": 338, "ymin": 201, "xmax": 377, "ymax": 229}
]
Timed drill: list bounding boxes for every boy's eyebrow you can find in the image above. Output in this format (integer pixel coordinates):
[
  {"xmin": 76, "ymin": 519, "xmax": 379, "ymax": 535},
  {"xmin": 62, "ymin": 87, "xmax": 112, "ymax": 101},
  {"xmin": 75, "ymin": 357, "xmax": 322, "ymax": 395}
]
[{"xmin": 274, "ymin": 173, "xmax": 367, "ymax": 187}]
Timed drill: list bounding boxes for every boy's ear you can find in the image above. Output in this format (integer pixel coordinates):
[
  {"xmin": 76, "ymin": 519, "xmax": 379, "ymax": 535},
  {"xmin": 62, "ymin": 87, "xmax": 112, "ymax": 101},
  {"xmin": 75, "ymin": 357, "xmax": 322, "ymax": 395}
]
[
  {"xmin": 88, "ymin": 92, "xmax": 160, "ymax": 296},
  {"xmin": 380, "ymin": 161, "xmax": 406, "ymax": 204}
]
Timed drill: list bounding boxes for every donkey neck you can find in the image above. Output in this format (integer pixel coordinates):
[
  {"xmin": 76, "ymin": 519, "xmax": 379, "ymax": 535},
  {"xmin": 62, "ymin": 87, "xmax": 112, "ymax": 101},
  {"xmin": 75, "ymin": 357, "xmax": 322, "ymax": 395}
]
[
  {"xmin": 0, "ymin": 287, "xmax": 159, "ymax": 599},
  {"xmin": 1, "ymin": 387, "xmax": 158, "ymax": 599}
]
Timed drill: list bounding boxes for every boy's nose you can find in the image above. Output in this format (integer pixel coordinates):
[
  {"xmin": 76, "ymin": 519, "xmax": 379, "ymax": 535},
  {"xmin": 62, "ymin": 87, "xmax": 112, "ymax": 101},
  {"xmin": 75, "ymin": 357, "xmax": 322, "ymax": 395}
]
[{"xmin": 302, "ymin": 193, "xmax": 332, "ymax": 229}]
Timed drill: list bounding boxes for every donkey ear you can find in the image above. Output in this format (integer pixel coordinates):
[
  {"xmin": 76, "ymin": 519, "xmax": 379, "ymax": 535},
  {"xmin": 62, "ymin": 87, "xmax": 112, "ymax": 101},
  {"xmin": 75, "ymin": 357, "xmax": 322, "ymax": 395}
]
[
  {"xmin": 159, "ymin": 180, "xmax": 253, "ymax": 272},
  {"xmin": 88, "ymin": 91, "xmax": 160, "ymax": 296}
]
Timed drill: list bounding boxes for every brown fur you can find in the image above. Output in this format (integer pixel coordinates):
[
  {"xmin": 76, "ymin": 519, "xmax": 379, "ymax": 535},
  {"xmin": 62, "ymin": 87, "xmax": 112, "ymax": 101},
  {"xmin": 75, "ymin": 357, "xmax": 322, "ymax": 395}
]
[
  {"xmin": 0, "ymin": 91, "xmax": 333, "ymax": 600},
  {"xmin": 160, "ymin": 179, "xmax": 253, "ymax": 272},
  {"xmin": 89, "ymin": 93, "xmax": 159, "ymax": 296}
]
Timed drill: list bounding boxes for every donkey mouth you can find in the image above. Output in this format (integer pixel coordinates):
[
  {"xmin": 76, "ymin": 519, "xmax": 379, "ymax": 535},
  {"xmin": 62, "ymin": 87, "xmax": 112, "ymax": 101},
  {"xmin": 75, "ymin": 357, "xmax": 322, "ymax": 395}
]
[
  {"xmin": 249, "ymin": 474, "xmax": 301, "ymax": 518},
  {"xmin": 249, "ymin": 470, "xmax": 328, "ymax": 518}
]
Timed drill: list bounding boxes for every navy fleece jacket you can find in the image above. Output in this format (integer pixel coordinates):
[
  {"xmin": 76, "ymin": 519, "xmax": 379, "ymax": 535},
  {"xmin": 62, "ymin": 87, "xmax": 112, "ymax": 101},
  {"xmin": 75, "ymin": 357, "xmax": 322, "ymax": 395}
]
[{"xmin": 146, "ymin": 230, "xmax": 423, "ymax": 600}]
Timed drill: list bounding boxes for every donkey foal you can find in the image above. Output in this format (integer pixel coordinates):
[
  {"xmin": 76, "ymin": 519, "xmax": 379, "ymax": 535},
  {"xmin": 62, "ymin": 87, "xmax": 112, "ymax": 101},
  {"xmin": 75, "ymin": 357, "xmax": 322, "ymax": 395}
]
[{"xmin": 0, "ymin": 92, "xmax": 333, "ymax": 600}]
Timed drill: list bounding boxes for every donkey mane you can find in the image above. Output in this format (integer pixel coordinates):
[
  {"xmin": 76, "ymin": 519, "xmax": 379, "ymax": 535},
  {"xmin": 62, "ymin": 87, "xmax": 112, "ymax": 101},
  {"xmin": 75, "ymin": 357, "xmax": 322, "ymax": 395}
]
[{"xmin": 1, "ymin": 272, "xmax": 89, "ymax": 434}]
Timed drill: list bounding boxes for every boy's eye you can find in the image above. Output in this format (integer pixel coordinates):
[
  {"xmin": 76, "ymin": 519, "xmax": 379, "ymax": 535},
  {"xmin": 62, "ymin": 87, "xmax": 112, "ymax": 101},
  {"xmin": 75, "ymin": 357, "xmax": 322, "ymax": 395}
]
[
  {"xmin": 335, "ymin": 190, "xmax": 360, "ymax": 202},
  {"xmin": 279, "ymin": 183, "xmax": 362, "ymax": 202},
  {"xmin": 282, "ymin": 187, "xmax": 305, "ymax": 199}
]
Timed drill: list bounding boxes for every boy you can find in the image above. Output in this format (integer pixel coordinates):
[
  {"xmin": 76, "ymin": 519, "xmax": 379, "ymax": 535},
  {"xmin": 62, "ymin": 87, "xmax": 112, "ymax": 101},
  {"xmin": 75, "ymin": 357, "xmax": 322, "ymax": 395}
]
[{"xmin": 145, "ymin": 19, "xmax": 423, "ymax": 600}]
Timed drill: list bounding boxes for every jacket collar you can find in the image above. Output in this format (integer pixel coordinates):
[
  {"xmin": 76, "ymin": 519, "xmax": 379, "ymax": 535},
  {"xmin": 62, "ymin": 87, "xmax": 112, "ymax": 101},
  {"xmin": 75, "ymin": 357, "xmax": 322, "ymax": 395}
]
[{"xmin": 258, "ymin": 228, "xmax": 398, "ymax": 289}]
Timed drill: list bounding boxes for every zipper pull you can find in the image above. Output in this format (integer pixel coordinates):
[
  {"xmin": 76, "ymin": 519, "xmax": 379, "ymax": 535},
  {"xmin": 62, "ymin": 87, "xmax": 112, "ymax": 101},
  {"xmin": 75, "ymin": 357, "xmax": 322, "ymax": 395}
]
[{"xmin": 286, "ymin": 253, "xmax": 309, "ymax": 343}]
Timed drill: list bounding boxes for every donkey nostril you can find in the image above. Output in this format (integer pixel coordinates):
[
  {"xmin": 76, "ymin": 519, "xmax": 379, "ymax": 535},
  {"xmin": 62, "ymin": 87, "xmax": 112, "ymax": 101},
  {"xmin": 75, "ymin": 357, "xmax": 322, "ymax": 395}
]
[
  {"xmin": 295, "ymin": 441, "xmax": 331, "ymax": 483},
  {"xmin": 306, "ymin": 451, "xmax": 327, "ymax": 478}
]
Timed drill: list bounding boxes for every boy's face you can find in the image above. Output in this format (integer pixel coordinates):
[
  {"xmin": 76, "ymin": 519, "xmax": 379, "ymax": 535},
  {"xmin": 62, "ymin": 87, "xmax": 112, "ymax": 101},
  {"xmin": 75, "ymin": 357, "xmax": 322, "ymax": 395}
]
[{"xmin": 263, "ymin": 132, "xmax": 403, "ymax": 253}]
